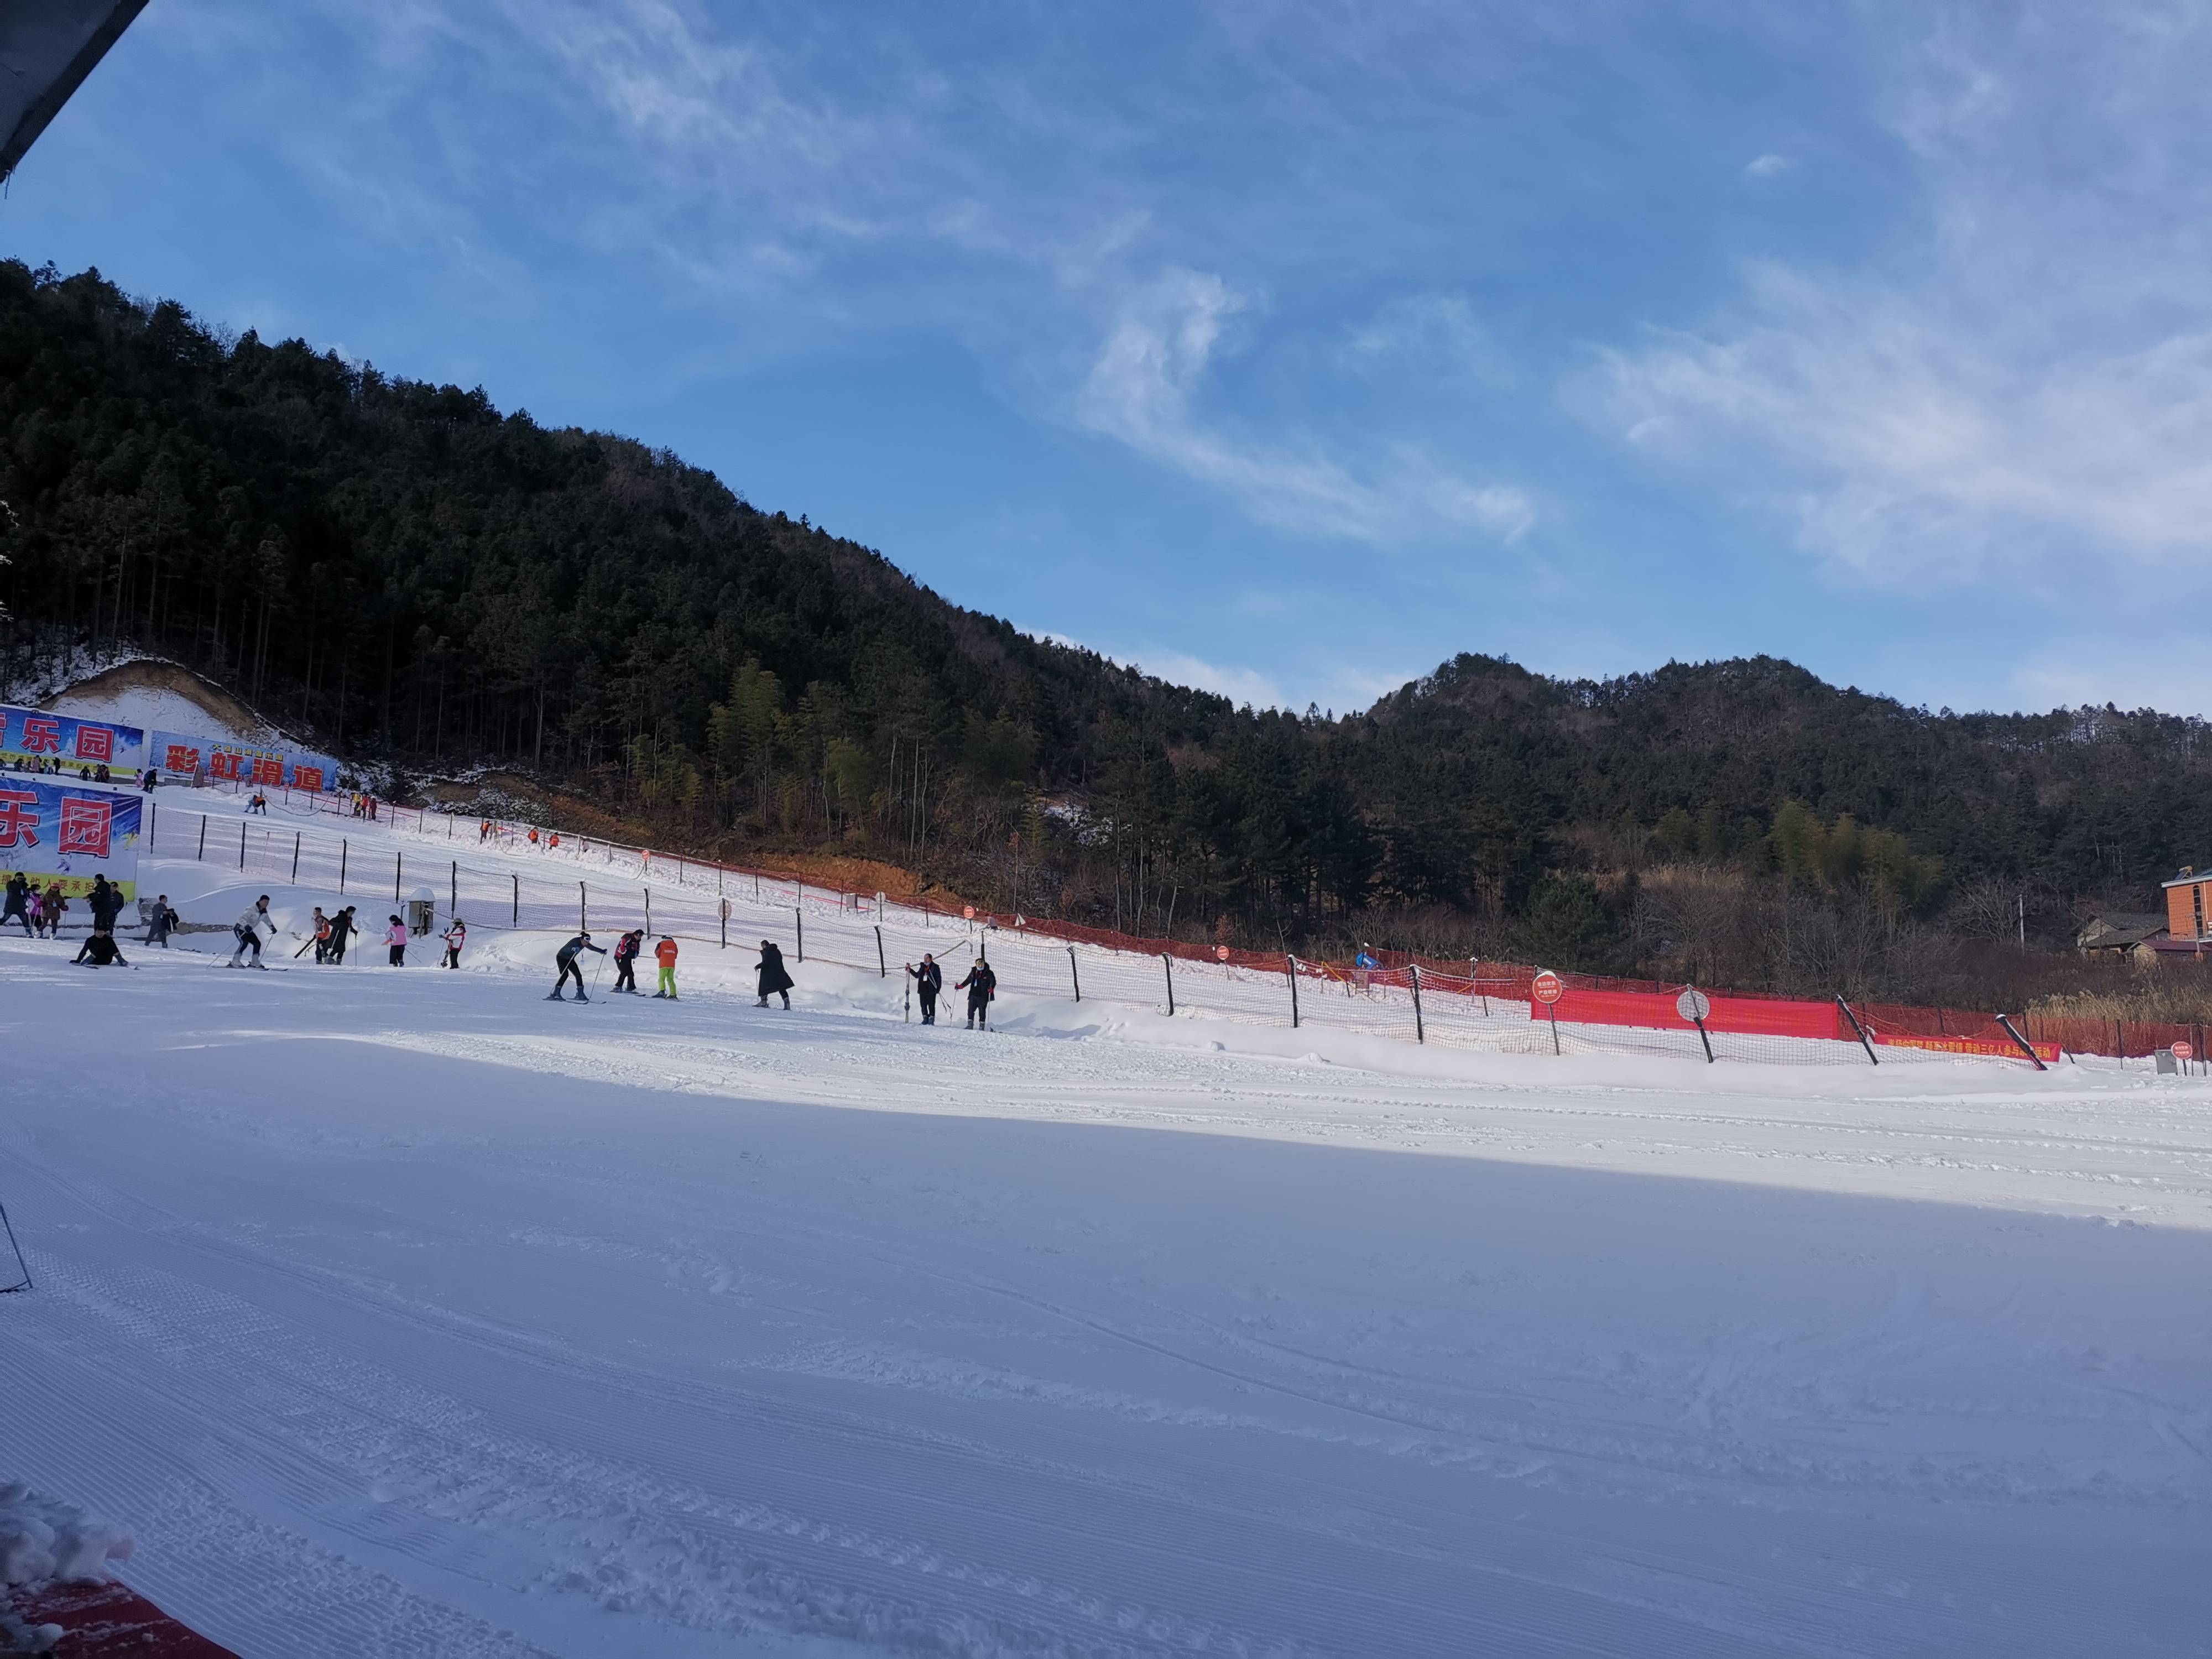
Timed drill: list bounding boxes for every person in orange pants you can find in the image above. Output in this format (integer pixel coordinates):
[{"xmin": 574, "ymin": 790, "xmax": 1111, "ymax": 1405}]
[{"xmin": 653, "ymin": 935, "xmax": 679, "ymax": 999}]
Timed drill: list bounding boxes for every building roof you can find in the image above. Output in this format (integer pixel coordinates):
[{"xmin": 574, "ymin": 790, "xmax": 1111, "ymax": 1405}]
[
  {"xmin": 2164, "ymin": 869, "xmax": 2212, "ymax": 889},
  {"xmin": 2077, "ymin": 912, "xmax": 2170, "ymax": 948}
]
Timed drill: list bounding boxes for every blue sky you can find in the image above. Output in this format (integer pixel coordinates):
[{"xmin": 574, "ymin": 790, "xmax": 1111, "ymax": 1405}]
[{"xmin": 6, "ymin": 2, "xmax": 2208, "ymax": 717}]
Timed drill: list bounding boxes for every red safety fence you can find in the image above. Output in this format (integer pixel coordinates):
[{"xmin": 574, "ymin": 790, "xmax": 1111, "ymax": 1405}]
[
  {"xmin": 3, "ymin": 1579, "xmax": 239, "ymax": 1657},
  {"xmin": 151, "ymin": 778, "xmax": 2182, "ymax": 1067}
]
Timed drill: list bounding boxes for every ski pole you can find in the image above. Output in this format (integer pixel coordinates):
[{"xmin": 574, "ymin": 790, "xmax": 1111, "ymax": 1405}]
[
  {"xmin": 0, "ymin": 1195, "xmax": 30, "ymax": 1293},
  {"xmin": 589, "ymin": 950, "xmax": 607, "ymax": 998}
]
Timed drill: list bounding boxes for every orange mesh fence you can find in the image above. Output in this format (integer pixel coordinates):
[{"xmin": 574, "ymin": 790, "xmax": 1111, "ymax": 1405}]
[{"xmin": 137, "ymin": 785, "xmax": 2199, "ymax": 1067}]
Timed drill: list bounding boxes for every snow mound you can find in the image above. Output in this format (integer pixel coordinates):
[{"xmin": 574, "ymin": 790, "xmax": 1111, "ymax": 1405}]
[
  {"xmin": 44, "ymin": 661, "xmax": 269, "ymax": 744},
  {"xmin": 0, "ymin": 1483, "xmax": 133, "ymax": 1587}
]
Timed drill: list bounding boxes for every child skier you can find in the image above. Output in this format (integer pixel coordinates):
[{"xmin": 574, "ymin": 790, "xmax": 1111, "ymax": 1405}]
[
  {"xmin": 441, "ymin": 918, "xmax": 466, "ymax": 968},
  {"xmin": 385, "ymin": 914, "xmax": 409, "ymax": 966},
  {"xmin": 653, "ymin": 935, "xmax": 679, "ymax": 999}
]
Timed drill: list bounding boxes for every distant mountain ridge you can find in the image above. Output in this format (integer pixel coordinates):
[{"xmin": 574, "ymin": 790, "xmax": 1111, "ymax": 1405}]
[{"xmin": 1, "ymin": 258, "xmax": 2199, "ymax": 969}]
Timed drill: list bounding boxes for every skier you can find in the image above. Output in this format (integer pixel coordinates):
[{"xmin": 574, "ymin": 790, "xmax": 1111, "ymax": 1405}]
[
  {"xmin": 247, "ymin": 791, "xmax": 269, "ymax": 816},
  {"xmin": 755, "ymin": 939, "xmax": 793, "ymax": 1009},
  {"xmin": 73, "ymin": 931, "xmax": 128, "ymax": 968},
  {"xmin": 2, "ymin": 872, "xmax": 29, "ymax": 936},
  {"xmin": 325, "ymin": 905, "xmax": 356, "ymax": 965},
  {"xmin": 441, "ymin": 918, "xmax": 466, "ymax": 968},
  {"xmin": 954, "ymin": 957, "xmax": 997, "ymax": 1030},
  {"xmin": 40, "ymin": 883, "xmax": 67, "ymax": 940},
  {"xmin": 384, "ymin": 914, "xmax": 409, "ymax": 966},
  {"xmin": 612, "ymin": 928, "xmax": 643, "ymax": 993},
  {"xmin": 904, "ymin": 954, "xmax": 942, "ymax": 1025},
  {"xmin": 307, "ymin": 906, "xmax": 331, "ymax": 962},
  {"xmin": 231, "ymin": 895, "xmax": 272, "ymax": 968},
  {"xmin": 653, "ymin": 935, "xmax": 679, "ymax": 999},
  {"xmin": 86, "ymin": 874, "xmax": 124, "ymax": 936},
  {"xmin": 146, "ymin": 894, "xmax": 179, "ymax": 948},
  {"xmin": 550, "ymin": 931, "xmax": 604, "ymax": 1000}
]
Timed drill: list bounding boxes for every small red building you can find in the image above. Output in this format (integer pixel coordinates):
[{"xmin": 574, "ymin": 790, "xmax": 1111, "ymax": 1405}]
[{"xmin": 2162, "ymin": 867, "xmax": 2212, "ymax": 951}]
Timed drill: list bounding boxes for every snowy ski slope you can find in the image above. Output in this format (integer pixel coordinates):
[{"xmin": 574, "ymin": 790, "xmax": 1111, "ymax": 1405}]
[{"xmin": 0, "ymin": 787, "xmax": 2206, "ymax": 1656}]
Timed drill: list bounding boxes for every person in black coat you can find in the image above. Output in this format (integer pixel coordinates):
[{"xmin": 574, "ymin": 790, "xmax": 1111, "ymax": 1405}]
[
  {"xmin": 74, "ymin": 931, "xmax": 128, "ymax": 967},
  {"xmin": 904, "ymin": 953, "xmax": 942, "ymax": 1025},
  {"xmin": 87, "ymin": 875, "xmax": 124, "ymax": 935},
  {"xmin": 756, "ymin": 940, "xmax": 794, "ymax": 1008},
  {"xmin": 2, "ymin": 872, "xmax": 30, "ymax": 936},
  {"xmin": 322, "ymin": 906, "xmax": 354, "ymax": 964},
  {"xmin": 550, "ymin": 931, "xmax": 605, "ymax": 1000},
  {"xmin": 954, "ymin": 957, "xmax": 996, "ymax": 1030},
  {"xmin": 612, "ymin": 929, "xmax": 644, "ymax": 993}
]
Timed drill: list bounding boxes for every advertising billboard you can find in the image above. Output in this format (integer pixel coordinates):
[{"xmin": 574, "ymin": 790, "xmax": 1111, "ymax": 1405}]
[
  {"xmin": 0, "ymin": 702, "xmax": 148, "ymax": 778},
  {"xmin": 149, "ymin": 730, "xmax": 345, "ymax": 794},
  {"xmin": 0, "ymin": 780, "xmax": 144, "ymax": 901}
]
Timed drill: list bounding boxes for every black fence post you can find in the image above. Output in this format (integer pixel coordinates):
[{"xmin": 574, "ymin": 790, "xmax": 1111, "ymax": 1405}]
[
  {"xmin": 1161, "ymin": 952, "xmax": 1175, "ymax": 1016},
  {"xmin": 644, "ymin": 888, "xmax": 651, "ymax": 937},
  {"xmin": 1068, "ymin": 946, "xmax": 1081, "ymax": 1003},
  {"xmin": 511, "ymin": 873, "xmax": 519, "ymax": 927},
  {"xmin": 1410, "ymin": 963, "xmax": 1425, "ymax": 1044},
  {"xmin": 450, "ymin": 860, "xmax": 457, "ymax": 920},
  {"xmin": 394, "ymin": 852, "xmax": 403, "ymax": 904},
  {"xmin": 238, "ymin": 818, "xmax": 247, "ymax": 870},
  {"xmin": 875, "ymin": 925, "xmax": 885, "ymax": 977},
  {"xmin": 1286, "ymin": 956, "xmax": 1300, "ymax": 1028},
  {"xmin": 795, "ymin": 907, "xmax": 804, "ymax": 962},
  {"xmin": 197, "ymin": 814, "xmax": 207, "ymax": 860},
  {"xmin": 340, "ymin": 839, "xmax": 347, "ymax": 892},
  {"xmin": 291, "ymin": 832, "xmax": 301, "ymax": 881},
  {"xmin": 579, "ymin": 881, "xmax": 587, "ymax": 934}
]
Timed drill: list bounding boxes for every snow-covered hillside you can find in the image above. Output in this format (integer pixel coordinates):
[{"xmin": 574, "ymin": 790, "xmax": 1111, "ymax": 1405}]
[{"xmin": 0, "ymin": 796, "xmax": 2207, "ymax": 1656}]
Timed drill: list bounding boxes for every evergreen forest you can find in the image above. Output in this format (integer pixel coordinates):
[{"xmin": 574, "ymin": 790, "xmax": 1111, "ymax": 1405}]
[{"xmin": 5, "ymin": 260, "xmax": 2208, "ymax": 1008}]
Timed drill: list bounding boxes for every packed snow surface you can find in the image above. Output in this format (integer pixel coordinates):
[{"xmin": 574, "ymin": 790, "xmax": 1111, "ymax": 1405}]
[{"xmin": 1, "ymin": 801, "xmax": 2208, "ymax": 1656}]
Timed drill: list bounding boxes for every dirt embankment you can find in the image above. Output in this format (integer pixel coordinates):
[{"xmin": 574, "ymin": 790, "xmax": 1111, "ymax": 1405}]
[
  {"xmin": 430, "ymin": 773, "xmax": 974, "ymax": 909},
  {"xmin": 43, "ymin": 659, "xmax": 272, "ymax": 740}
]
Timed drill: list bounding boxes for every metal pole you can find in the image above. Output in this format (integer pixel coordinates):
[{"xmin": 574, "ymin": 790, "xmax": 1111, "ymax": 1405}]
[
  {"xmin": 198, "ymin": 814, "xmax": 207, "ymax": 859},
  {"xmin": 644, "ymin": 888, "xmax": 651, "ymax": 937},
  {"xmin": 1068, "ymin": 946, "xmax": 1081, "ymax": 1003},
  {"xmin": 795, "ymin": 907, "xmax": 804, "ymax": 962},
  {"xmin": 1835, "ymin": 995, "xmax": 1879, "ymax": 1065},
  {"xmin": 1286, "ymin": 956, "xmax": 1300, "ymax": 1027},
  {"xmin": 340, "ymin": 839, "xmax": 348, "ymax": 892},
  {"xmin": 875, "ymin": 925, "xmax": 886, "ymax": 977},
  {"xmin": 1409, "ymin": 964, "xmax": 1424, "ymax": 1044},
  {"xmin": 238, "ymin": 818, "xmax": 247, "ymax": 869},
  {"xmin": 1161, "ymin": 953, "xmax": 1175, "ymax": 1016},
  {"xmin": 1549, "ymin": 1001, "xmax": 1561, "ymax": 1056},
  {"xmin": 1473, "ymin": 957, "xmax": 1487, "ymax": 1016},
  {"xmin": 291, "ymin": 831, "xmax": 301, "ymax": 880},
  {"xmin": 1693, "ymin": 1015, "xmax": 1714, "ymax": 1064},
  {"xmin": 0, "ymin": 1195, "xmax": 30, "ymax": 1293},
  {"xmin": 394, "ymin": 852, "xmax": 403, "ymax": 904},
  {"xmin": 580, "ymin": 881, "xmax": 587, "ymax": 934},
  {"xmin": 1996, "ymin": 1013, "xmax": 2047, "ymax": 1072},
  {"xmin": 512, "ymin": 873, "xmax": 519, "ymax": 927}
]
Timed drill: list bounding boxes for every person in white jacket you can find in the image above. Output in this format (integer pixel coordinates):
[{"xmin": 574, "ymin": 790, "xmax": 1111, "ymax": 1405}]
[{"xmin": 231, "ymin": 895, "xmax": 272, "ymax": 968}]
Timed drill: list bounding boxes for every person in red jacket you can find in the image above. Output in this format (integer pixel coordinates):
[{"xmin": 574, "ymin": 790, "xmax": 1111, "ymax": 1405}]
[{"xmin": 654, "ymin": 935, "xmax": 679, "ymax": 999}]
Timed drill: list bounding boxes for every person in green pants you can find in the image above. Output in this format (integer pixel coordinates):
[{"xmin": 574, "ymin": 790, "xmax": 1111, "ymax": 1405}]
[{"xmin": 654, "ymin": 935, "xmax": 679, "ymax": 999}]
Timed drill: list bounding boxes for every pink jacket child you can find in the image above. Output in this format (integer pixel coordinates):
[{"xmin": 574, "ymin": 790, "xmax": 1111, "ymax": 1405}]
[{"xmin": 385, "ymin": 916, "xmax": 409, "ymax": 967}]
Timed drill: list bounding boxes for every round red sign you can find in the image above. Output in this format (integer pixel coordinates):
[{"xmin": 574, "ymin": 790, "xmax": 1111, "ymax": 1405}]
[
  {"xmin": 2173, "ymin": 1040, "xmax": 2193, "ymax": 1061},
  {"xmin": 1531, "ymin": 969, "xmax": 1565, "ymax": 1005}
]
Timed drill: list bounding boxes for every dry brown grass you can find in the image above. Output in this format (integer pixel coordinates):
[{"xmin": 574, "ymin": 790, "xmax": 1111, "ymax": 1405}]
[{"xmin": 2028, "ymin": 973, "xmax": 2212, "ymax": 1025}]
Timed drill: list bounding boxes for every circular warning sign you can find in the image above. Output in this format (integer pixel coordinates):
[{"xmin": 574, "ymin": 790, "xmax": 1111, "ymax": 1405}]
[
  {"xmin": 2173, "ymin": 1040, "xmax": 2193, "ymax": 1062},
  {"xmin": 1531, "ymin": 969, "xmax": 1565, "ymax": 1005},
  {"xmin": 962, "ymin": 905, "xmax": 976, "ymax": 920},
  {"xmin": 1676, "ymin": 987, "xmax": 1713, "ymax": 1023},
  {"xmin": 1215, "ymin": 945, "xmax": 1231, "ymax": 962}
]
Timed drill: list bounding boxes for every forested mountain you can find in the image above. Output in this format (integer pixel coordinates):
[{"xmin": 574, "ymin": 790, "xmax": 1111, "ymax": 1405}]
[{"xmin": 4, "ymin": 259, "xmax": 2206, "ymax": 999}]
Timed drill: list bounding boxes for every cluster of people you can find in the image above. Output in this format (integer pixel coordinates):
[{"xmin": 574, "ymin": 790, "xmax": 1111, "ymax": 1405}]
[
  {"xmin": 4, "ymin": 872, "xmax": 70, "ymax": 938},
  {"xmin": 902, "ymin": 953, "xmax": 996, "ymax": 1028},
  {"xmin": 347, "ymin": 793, "xmax": 381, "ymax": 820},
  {"xmin": 548, "ymin": 932, "xmax": 795, "ymax": 1006}
]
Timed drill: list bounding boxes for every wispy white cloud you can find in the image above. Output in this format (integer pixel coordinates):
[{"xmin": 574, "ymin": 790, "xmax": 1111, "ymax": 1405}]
[
  {"xmin": 1078, "ymin": 270, "xmax": 1533, "ymax": 545},
  {"xmin": 1593, "ymin": 7, "xmax": 2212, "ymax": 588},
  {"xmin": 1742, "ymin": 152, "xmax": 1792, "ymax": 179}
]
